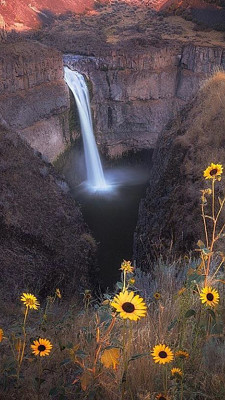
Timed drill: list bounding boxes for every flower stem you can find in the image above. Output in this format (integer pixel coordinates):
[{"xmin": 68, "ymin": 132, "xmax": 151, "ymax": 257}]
[
  {"xmin": 17, "ymin": 306, "xmax": 29, "ymax": 380},
  {"xmin": 180, "ymin": 361, "xmax": 184, "ymax": 400},
  {"xmin": 37, "ymin": 357, "xmax": 42, "ymax": 400}
]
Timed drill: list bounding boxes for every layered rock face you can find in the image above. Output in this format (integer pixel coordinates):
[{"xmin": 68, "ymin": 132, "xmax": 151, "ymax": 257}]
[
  {"xmin": 0, "ymin": 120, "xmax": 96, "ymax": 299},
  {"xmin": 65, "ymin": 44, "xmax": 225, "ymax": 157},
  {"xmin": 134, "ymin": 71, "xmax": 225, "ymax": 269},
  {"xmin": 0, "ymin": 41, "xmax": 71, "ymax": 161}
]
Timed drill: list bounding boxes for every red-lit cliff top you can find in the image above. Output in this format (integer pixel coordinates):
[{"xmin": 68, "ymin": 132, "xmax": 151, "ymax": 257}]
[
  {"xmin": 0, "ymin": 0, "xmax": 223, "ymax": 32},
  {"xmin": 0, "ymin": 0, "xmax": 97, "ymax": 31},
  {"xmin": 0, "ymin": 0, "xmax": 174, "ymax": 31}
]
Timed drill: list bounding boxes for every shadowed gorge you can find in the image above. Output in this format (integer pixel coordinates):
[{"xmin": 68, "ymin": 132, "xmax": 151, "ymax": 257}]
[{"xmin": 0, "ymin": 2, "xmax": 225, "ymax": 399}]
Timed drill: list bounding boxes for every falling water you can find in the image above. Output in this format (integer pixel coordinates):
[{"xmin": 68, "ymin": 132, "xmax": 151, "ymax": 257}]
[{"xmin": 64, "ymin": 66, "xmax": 108, "ymax": 191}]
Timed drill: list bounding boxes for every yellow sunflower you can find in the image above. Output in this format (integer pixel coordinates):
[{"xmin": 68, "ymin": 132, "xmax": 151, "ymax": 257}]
[
  {"xmin": 175, "ymin": 350, "xmax": 189, "ymax": 359},
  {"xmin": 171, "ymin": 367, "xmax": 183, "ymax": 378},
  {"xmin": 154, "ymin": 292, "xmax": 161, "ymax": 300},
  {"xmin": 200, "ymin": 287, "xmax": 219, "ymax": 307},
  {"xmin": 111, "ymin": 290, "xmax": 147, "ymax": 321},
  {"xmin": 31, "ymin": 338, "xmax": 52, "ymax": 357},
  {"xmin": 151, "ymin": 344, "xmax": 174, "ymax": 365},
  {"xmin": 203, "ymin": 163, "xmax": 223, "ymax": 180},
  {"xmin": 156, "ymin": 394, "xmax": 169, "ymax": 400},
  {"xmin": 120, "ymin": 260, "xmax": 134, "ymax": 273},
  {"xmin": 21, "ymin": 293, "xmax": 39, "ymax": 310},
  {"xmin": 0, "ymin": 328, "xmax": 3, "ymax": 342}
]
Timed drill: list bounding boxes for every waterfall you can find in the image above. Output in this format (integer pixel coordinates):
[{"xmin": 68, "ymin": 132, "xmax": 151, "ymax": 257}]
[{"xmin": 64, "ymin": 66, "xmax": 108, "ymax": 190}]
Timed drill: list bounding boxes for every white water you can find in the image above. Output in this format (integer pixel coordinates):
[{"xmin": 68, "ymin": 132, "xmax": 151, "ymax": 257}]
[{"xmin": 64, "ymin": 67, "xmax": 108, "ymax": 191}]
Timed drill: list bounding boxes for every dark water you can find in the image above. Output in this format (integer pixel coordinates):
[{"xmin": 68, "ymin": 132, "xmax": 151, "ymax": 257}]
[{"xmin": 57, "ymin": 145, "xmax": 152, "ymax": 289}]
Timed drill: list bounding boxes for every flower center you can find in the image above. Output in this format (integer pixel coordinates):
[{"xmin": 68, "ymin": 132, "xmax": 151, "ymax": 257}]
[
  {"xmin": 210, "ymin": 168, "xmax": 218, "ymax": 176},
  {"xmin": 159, "ymin": 351, "xmax": 167, "ymax": 359},
  {"xmin": 122, "ymin": 302, "xmax": 135, "ymax": 313},
  {"xmin": 38, "ymin": 345, "xmax": 46, "ymax": 352},
  {"xmin": 206, "ymin": 293, "xmax": 214, "ymax": 301}
]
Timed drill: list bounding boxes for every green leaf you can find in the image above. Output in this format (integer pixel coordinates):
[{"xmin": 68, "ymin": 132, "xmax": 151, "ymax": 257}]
[
  {"xmin": 76, "ymin": 350, "xmax": 87, "ymax": 358},
  {"xmin": 129, "ymin": 353, "xmax": 148, "ymax": 362},
  {"xmin": 116, "ymin": 282, "xmax": 123, "ymax": 290},
  {"xmin": 168, "ymin": 318, "xmax": 178, "ymax": 331},
  {"xmin": 202, "ymin": 248, "xmax": 211, "ymax": 255},
  {"xmin": 185, "ymin": 309, "xmax": 196, "ymax": 318},
  {"xmin": 60, "ymin": 358, "xmax": 71, "ymax": 366}
]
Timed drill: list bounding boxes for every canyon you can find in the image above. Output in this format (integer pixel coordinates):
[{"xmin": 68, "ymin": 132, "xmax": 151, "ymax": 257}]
[{"xmin": 0, "ymin": 0, "xmax": 225, "ymax": 291}]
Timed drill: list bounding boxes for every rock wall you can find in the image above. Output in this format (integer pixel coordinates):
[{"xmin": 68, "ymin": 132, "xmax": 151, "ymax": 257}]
[
  {"xmin": 0, "ymin": 119, "xmax": 96, "ymax": 299},
  {"xmin": 0, "ymin": 41, "xmax": 71, "ymax": 161},
  {"xmin": 64, "ymin": 43, "xmax": 225, "ymax": 158},
  {"xmin": 134, "ymin": 70, "xmax": 225, "ymax": 269}
]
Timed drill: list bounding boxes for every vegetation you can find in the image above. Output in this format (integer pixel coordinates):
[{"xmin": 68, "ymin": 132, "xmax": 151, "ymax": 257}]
[{"xmin": 0, "ymin": 164, "xmax": 225, "ymax": 399}]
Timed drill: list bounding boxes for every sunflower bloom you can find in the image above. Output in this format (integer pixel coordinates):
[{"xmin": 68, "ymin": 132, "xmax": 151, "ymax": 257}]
[
  {"xmin": 156, "ymin": 394, "xmax": 169, "ymax": 400},
  {"xmin": 120, "ymin": 260, "xmax": 134, "ymax": 273},
  {"xmin": 0, "ymin": 329, "xmax": 3, "ymax": 342},
  {"xmin": 154, "ymin": 292, "xmax": 161, "ymax": 300},
  {"xmin": 151, "ymin": 344, "xmax": 174, "ymax": 365},
  {"xmin": 21, "ymin": 293, "xmax": 39, "ymax": 310},
  {"xmin": 200, "ymin": 287, "xmax": 219, "ymax": 307},
  {"xmin": 111, "ymin": 290, "xmax": 147, "ymax": 321},
  {"xmin": 175, "ymin": 350, "xmax": 189, "ymax": 359},
  {"xmin": 31, "ymin": 338, "xmax": 52, "ymax": 357},
  {"xmin": 203, "ymin": 163, "xmax": 223, "ymax": 180},
  {"xmin": 171, "ymin": 367, "xmax": 183, "ymax": 378}
]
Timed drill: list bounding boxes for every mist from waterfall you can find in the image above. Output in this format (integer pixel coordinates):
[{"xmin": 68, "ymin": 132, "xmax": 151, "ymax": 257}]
[{"xmin": 64, "ymin": 67, "xmax": 108, "ymax": 191}]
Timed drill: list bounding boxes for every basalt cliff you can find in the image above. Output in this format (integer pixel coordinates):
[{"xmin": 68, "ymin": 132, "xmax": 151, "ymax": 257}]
[
  {"xmin": 0, "ymin": 41, "xmax": 71, "ymax": 162},
  {"xmin": 65, "ymin": 44, "xmax": 225, "ymax": 157},
  {"xmin": 0, "ymin": 41, "xmax": 96, "ymax": 299}
]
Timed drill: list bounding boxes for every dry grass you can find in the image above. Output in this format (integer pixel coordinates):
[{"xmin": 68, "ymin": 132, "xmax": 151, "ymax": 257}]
[{"xmin": 0, "ymin": 258, "xmax": 225, "ymax": 399}]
